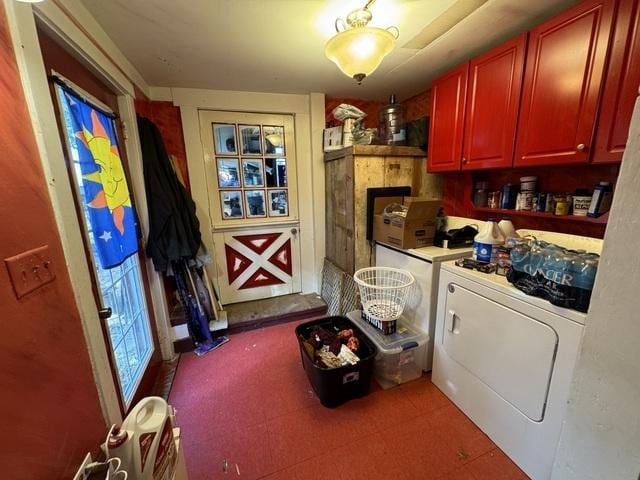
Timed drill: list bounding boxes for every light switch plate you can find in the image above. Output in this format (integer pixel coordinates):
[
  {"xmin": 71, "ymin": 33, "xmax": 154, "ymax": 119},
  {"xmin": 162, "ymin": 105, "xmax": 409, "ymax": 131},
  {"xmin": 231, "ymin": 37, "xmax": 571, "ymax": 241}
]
[{"xmin": 4, "ymin": 245, "xmax": 56, "ymax": 299}]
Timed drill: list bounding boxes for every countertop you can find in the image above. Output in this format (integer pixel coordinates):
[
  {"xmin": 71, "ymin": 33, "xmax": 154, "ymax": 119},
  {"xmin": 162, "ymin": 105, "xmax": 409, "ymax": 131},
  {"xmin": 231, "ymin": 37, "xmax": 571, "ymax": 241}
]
[
  {"xmin": 376, "ymin": 241, "xmax": 473, "ymax": 263},
  {"xmin": 441, "ymin": 260, "xmax": 588, "ymax": 325}
]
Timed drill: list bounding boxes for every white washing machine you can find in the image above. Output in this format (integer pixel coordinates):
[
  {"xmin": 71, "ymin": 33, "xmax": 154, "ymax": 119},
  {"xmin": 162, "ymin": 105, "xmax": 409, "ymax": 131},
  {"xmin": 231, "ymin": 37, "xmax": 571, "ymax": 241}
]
[{"xmin": 432, "ymin": 262, "xmax": 587, "ymax": 480}]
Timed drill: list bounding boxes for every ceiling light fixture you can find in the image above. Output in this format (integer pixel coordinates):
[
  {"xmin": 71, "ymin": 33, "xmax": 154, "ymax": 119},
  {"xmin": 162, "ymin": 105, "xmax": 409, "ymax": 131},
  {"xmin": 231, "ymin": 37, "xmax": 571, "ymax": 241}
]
[{"xmin": 325, "ymin": 0, "xmax": 399, "ymax": 84}]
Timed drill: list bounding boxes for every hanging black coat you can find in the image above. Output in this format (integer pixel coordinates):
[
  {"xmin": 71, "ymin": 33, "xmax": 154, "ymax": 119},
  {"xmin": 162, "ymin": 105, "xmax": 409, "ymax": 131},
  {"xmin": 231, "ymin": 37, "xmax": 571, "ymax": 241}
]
[{"xmin": 137, "ymin": 116, "xmax": 201, "ymax": 272}]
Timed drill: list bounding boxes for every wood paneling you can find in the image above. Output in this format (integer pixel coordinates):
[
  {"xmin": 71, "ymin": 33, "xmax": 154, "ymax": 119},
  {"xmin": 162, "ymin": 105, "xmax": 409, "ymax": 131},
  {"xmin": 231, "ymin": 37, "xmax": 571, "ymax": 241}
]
[
  {"xmin": 135, "ymin": 100, "xmax": 190, "ymax": 191},
  {"xmin": 0, "ymin": 5, "xmax": 106, "ymax": 479},
  {"xmin": 325, "ymin": 146, "xmax": 439, "ymax": 274}
]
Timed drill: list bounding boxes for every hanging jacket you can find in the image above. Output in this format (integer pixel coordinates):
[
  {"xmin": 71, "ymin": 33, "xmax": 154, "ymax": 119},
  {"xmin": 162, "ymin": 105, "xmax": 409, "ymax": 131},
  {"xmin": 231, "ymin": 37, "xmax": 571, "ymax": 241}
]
[{"xmin": 137, "ymin": 116, "xmax": 201, "ymax": 271}]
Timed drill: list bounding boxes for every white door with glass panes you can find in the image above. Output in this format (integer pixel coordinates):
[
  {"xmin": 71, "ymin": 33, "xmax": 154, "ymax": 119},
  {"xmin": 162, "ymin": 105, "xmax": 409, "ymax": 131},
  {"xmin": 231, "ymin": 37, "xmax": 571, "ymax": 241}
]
[{"xmin": 199, "ymin": 111, "xmax": 301, "ymax": 304}]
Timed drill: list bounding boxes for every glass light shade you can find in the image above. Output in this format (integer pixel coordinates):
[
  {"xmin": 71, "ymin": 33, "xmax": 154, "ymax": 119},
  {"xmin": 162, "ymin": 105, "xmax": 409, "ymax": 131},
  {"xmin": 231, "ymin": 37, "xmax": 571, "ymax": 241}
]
[
  {"xmin": 265, "ymin": 134, "xmax": 284, "ymax": 147},
  {"xmin": 325, "ymin": 27, "xmax": 396, "ymax": 81}
]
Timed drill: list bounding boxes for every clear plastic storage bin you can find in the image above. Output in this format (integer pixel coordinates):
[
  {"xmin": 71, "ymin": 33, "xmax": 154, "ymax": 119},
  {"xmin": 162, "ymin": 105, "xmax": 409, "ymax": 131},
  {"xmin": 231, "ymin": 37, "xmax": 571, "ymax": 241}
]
[{"xmin": 347, "ymin": 311, "xmax": 428, "ymax": 389}]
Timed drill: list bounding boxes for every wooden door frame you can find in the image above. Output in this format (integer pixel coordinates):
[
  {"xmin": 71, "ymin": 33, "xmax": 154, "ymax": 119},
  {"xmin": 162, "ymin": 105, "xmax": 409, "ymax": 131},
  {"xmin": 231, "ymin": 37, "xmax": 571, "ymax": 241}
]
[
  {"xmin": 5, "ymin": 1, "xmax": 174, "ymax": 425},
  {"xmin": 175, "ymin": 89, "xmax": 326, "ymax": 303}
]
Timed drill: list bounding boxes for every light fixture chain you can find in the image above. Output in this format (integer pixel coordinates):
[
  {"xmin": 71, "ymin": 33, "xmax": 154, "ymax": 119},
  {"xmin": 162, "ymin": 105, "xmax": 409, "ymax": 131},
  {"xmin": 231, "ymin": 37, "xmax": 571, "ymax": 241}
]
[{"xmin": 364, "ymin": 0, "xmax": 377, "ymax": 10}]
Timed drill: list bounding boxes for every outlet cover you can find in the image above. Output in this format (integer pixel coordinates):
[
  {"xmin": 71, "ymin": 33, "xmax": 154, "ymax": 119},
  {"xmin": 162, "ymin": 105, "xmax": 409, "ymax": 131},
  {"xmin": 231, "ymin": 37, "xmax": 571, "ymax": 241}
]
[{"xmin": 5, "ymin": 245, "xmax": 56, "ymax": 299}]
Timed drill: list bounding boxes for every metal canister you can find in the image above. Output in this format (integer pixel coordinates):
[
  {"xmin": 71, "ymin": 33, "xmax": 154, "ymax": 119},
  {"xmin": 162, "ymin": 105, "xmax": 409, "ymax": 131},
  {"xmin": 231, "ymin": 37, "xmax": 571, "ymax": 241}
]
[{"xmin": 378, "ymin": 94, "xmax": 406, "ymax": 145}]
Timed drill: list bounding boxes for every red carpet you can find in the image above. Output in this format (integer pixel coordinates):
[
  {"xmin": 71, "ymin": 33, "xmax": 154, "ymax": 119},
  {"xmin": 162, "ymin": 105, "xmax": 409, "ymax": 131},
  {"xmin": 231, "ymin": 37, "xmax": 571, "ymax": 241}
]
[{"xmin": 169, "ymin": 320, "xmax": 528, "ymax": 480}]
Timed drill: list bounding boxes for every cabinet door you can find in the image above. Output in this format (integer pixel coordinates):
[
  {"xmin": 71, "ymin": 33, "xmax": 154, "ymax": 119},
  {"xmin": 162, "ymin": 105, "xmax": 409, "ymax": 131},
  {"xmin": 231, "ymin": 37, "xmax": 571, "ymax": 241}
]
[
  {"xmin": 462, "ymin": 34, "xmax": 527, "ymax": 170},
  {"xmin": 594, "ymin": 0, "xmax": 640, "ymax": 163},
  {"xmin": 514, "ymin": 0, "xmax": 616, "ymax": 167},
  {"xmin": 427, "ymin": 64, "xmax": 468, "ymax": 172}
]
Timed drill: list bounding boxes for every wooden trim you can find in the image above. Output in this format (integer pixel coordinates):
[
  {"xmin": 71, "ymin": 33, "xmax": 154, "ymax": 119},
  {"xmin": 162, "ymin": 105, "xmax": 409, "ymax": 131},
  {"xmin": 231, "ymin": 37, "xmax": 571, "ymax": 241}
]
[
  {"xmin": 324, "ymin": 145, "xmax": 426, "ymax": 161},
  {"xmin": 48, "ymin": 0, "xmax": 140, "ymax": 95},
  {"xmin": 172, "ymin": 304, "xmax": 328, "ymax": 353}
]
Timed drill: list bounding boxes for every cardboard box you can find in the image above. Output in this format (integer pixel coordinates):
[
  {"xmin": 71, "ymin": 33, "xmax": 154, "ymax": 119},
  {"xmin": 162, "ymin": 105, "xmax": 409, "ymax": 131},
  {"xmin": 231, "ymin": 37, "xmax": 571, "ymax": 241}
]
[{"xmin": 373, "ymin": 197, "xmax": 441, "ymax": 249}]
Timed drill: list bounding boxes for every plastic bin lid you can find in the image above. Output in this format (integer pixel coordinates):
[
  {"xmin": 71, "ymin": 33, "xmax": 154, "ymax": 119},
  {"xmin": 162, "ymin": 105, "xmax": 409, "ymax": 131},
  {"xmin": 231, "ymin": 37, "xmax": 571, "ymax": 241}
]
[{"xmin": 346, "ymin": 311, "xmax": 428, "ymax": 354}]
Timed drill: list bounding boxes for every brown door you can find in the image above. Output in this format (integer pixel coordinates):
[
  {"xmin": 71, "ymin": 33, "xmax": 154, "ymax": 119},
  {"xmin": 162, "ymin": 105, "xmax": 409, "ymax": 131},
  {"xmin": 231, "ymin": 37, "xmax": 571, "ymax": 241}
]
[{"xmin": 38, "ymin": 28, "xmax": 161, "ymax": 412}]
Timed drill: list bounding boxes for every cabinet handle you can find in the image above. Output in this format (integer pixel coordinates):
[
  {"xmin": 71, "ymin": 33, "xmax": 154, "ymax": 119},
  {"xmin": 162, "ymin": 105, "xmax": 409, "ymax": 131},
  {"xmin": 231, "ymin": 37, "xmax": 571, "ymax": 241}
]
[
  {"xmin": 576, "ymin": 143, "xmax": 586, "ymax": 151},
  {"xmin": 462, "ymin": 157, "xmax": 467, "ymax": 164}
]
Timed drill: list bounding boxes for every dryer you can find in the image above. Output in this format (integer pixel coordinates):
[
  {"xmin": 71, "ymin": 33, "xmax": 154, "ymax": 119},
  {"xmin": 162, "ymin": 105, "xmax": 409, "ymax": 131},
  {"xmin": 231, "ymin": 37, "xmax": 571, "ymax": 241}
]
[{"xmin": 432, "ymin": 263, "xmax": 586, "ymax": 480}]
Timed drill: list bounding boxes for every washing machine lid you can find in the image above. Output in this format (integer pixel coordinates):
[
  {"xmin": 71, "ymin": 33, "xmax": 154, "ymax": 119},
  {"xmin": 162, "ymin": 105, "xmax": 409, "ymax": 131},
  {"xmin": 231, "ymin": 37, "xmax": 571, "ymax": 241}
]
[{"xmin": 443, "ymin": 283, "xmax": 558, "ymax": 421}]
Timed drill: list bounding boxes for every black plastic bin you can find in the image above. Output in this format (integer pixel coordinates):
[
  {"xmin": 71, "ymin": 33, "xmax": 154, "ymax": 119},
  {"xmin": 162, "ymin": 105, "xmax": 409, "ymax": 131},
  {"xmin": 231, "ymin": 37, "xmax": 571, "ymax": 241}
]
[{"xmin": 296, "ymin": 316, "xmax": 377, "ymax": 408}]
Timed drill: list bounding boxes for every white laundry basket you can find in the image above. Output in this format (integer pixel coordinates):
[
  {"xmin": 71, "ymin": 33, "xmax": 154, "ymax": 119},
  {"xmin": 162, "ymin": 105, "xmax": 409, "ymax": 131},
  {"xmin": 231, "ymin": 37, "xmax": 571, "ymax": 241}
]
[{"xmin": 353, "ymin": 267, "xmax": 415, "ymax": 334}]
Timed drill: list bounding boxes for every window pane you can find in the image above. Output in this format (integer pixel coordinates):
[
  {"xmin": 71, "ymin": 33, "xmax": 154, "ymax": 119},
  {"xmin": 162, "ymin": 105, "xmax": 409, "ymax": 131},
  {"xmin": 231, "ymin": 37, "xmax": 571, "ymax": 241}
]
[
  {"xmin": 213, "ymin": 124, "xmax": 237, "ymax": 155},
  {"xmin": 220, "ymin": 190, "xmax": 244, "ymax": 219},
  {"xmin": 265, "ymin": 158, "xmax": 287, "ymax": 187},
  {"xmin": 268, "ymin": 189, "xmax": 289, "ymax": 217},
  {"xmin": 242, "ymin": 159, "xmax": 264, "ymax": 187},
  {"xmin": 239, "ymin": 125, "xmax": 262, "ymax": 155},
  {"xmin": 216, "ymin": 158, "xmax": 241, "ymax": 188},
  {"xmin": 263, "ymin": 125, "xmax": 285, "ymax": 155},
  {"xmin": 245, "ymin": 190, "xmax": 266, "ymax": 218}
]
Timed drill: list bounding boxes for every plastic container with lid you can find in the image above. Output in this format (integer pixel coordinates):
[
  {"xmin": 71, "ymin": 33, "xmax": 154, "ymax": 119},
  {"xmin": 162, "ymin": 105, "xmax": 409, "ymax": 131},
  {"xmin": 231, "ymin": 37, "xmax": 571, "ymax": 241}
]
[
  {"xmin": 296, "ymin": 316, "xmax": 377, "ymax": 408},
  {"xmin": 347, "ymin": 311, "xmax": 428, "ymax": 389},
  {"xmin": 520, "ymin": 176, "xmax": 537, "ymax": 192}
]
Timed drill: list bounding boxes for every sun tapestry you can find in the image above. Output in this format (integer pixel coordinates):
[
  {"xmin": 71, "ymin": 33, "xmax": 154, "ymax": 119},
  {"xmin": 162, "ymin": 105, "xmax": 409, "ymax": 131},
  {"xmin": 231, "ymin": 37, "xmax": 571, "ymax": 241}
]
[{"xmin": 60, "ymin": 89, "xmax": 138, "ymax": 269}]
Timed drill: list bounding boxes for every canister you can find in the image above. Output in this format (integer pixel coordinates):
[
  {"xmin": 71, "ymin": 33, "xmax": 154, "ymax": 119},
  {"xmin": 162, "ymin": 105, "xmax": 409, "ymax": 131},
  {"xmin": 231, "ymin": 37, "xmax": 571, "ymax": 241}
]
[
  {"xmin": 520, "ymin": 176, "xmax": 537, "ymax": 193},
  {"xmin": 572, "ymin": 195, "xmax": 592, "ymax": 216},
  {"xmin": 501, "ymin": 184, "xmax": 517, "ymax": 209},
  {"xmin": 554, "ymin": 196, "xmax": 569, "ymax": 215},
  {"xmin": 488, "ymin": 191, "xmax": 501, "ymax": 209}
]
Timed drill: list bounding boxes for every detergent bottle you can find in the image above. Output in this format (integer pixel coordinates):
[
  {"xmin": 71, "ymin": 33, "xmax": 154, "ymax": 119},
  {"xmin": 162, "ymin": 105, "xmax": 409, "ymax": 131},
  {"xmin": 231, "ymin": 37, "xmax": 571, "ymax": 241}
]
[
  {"xmin": 105, "ymin": 397, "xmax": 177, "ymax": 480},
  {"xmin": 473, "ymin": 218, "xmax": 505, "ymax": 264}
]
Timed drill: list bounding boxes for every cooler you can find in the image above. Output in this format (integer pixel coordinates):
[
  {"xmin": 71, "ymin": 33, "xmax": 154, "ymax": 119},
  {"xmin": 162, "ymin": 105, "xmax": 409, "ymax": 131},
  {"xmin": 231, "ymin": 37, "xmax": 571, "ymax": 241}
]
[{"xmin": 347, "ymin": 311, "xmax": 429, "ymax": 389}]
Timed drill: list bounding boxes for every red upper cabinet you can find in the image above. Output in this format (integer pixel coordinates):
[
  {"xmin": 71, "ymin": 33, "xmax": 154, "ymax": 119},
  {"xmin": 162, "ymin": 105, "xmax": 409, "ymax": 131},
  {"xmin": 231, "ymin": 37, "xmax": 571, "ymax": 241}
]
[
  {"xmin": 462, "ymin": 34, "xmax": 527, "ymax": 170},
  {"xmin": 594, "ymin": 0, "xmax": 640, "ymax": 163},
  {"xmin": 428, "ymin": 64, "xmax": 468, "ymax": 172},
  {"xmin": 514, "ymin": 0, "xmax": 616, "ymax": 167}
]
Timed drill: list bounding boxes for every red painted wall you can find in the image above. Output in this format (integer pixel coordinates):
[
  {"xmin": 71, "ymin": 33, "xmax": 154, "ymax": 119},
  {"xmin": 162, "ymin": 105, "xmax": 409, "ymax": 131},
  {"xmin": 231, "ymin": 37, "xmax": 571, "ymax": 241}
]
[
  {"xmin": 441, "ymin": 164, "xmax": 619, "ymax": 238},
  {"xmin": 325, "ymin": 91, "xmax": 432, "ymax": 128},
  {"xmin": 0, "ymin": 5, "xmax": 106, "ymax": 480},
  {"xmin": 403, "ymin": 89, "xmax": 431, "ymax": 122},
  {"xmin": 135, "ymin": 100, "xmax": 190, "ymax": 191},
  {"xmin": 330, "ymin": 87, "xmax": 616, "ymax": 239},
  {"xmin": 325, "ymin": 96, "xmax": 386, "ymax": 129}
]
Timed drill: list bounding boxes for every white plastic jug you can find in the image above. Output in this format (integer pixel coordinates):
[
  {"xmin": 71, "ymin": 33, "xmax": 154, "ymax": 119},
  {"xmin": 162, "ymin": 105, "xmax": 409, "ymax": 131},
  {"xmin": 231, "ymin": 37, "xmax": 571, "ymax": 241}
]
[
  {"xmin": 105, "ymin": 397, "xmax": 177, "ymax": 480},
  {"xmin": 473, "ymin": 218, "xmax": 505, "ymax": 263}
]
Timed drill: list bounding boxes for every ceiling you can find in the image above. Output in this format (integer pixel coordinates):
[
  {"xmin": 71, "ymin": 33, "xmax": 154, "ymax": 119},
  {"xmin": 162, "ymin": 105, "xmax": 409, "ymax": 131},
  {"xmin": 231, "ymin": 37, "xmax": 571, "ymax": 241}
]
[{"xmin": 80, "ymin": 0, "xmax": 581, "ymax": 101}]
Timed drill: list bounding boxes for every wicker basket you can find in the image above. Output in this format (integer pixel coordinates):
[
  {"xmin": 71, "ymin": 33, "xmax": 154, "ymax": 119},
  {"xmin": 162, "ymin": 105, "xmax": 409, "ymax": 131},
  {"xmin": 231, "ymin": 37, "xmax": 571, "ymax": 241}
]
[{"xmin": 353, "ymin": 267, "xmax": 415, "ymax": 334}]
